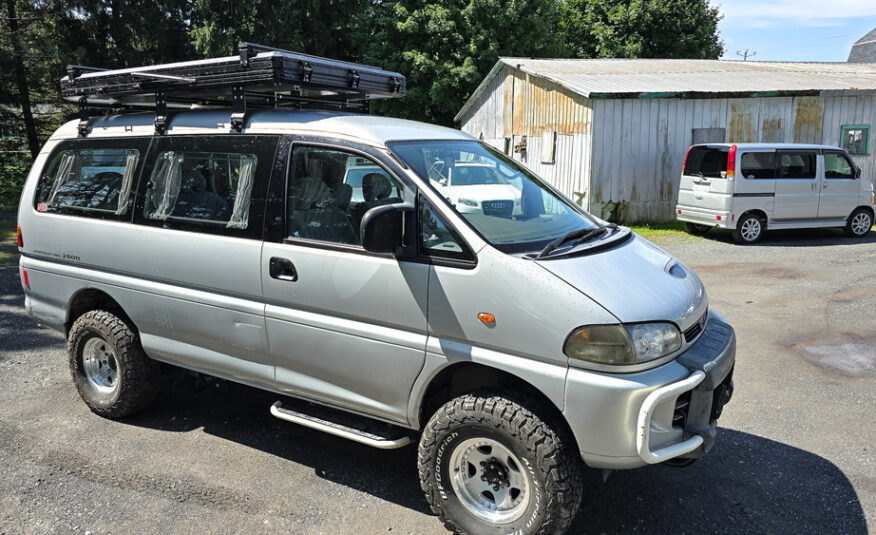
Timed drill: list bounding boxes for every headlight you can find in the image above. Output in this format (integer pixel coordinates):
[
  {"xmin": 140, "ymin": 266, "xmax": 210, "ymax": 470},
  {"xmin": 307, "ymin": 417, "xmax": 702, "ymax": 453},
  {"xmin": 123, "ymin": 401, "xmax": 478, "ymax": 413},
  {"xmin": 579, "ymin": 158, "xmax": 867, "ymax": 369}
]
[
  {"xmin": 564, "ymin": 323, "xmax": 682, "ymax": 365},
  {"xmin": 458, "ymin": 198, "xmax": 478, "ymax": 207}
]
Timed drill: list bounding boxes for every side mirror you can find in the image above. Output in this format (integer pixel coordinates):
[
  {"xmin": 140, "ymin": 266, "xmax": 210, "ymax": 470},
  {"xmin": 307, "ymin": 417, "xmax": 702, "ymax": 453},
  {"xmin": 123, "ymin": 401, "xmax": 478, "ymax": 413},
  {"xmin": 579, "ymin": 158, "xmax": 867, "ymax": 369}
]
[
  {"xmin": 360, "ymin": 202, "xmax": 414, "ymax": 254},
  {"xmin": 856, "ymin": 167, "xmax": 862, "ymax": 179}
]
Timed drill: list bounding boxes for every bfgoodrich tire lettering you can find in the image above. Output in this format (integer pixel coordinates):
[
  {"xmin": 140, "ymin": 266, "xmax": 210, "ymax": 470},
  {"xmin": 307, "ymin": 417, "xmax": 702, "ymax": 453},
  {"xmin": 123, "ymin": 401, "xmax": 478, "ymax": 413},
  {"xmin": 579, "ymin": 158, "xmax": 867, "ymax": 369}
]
[
  {"xmin": 68, "ymin": 310, "xmax": 160, "ymax": 418},
  {"xmin": 418, "ymin": 392, "xmax": 582, "ymax": 535}
]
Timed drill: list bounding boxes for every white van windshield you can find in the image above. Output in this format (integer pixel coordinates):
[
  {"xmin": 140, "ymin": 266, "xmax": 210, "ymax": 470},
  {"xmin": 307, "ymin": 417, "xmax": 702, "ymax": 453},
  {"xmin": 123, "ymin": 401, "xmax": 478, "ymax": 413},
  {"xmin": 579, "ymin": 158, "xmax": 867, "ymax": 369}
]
[{"xmin": 390, "ymin": 141, "xmax": 599, "ymax": 253}]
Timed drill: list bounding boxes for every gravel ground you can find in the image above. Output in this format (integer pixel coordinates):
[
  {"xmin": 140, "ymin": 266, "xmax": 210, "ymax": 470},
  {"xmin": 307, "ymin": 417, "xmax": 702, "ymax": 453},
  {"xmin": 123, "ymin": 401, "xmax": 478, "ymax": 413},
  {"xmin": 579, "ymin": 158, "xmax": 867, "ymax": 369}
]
[{"xmin": 0, "ymin": 226, "xmax": 873, "ymax": 535}]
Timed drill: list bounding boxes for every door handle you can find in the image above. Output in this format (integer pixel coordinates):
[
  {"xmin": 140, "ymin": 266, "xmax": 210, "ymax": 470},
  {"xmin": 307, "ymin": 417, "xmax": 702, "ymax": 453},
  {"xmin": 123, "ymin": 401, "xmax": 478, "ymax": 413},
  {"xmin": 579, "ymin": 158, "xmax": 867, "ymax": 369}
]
[{"xmin": 269, "ymin": 257, "xmax": 298, "ymax": 282}]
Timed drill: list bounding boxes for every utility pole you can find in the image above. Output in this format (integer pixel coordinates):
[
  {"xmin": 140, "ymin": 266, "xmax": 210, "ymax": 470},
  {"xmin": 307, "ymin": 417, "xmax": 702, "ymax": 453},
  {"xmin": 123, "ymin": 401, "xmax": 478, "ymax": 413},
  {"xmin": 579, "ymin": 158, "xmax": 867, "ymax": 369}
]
[{"xmin": 736, "ymin": 49, "xmax": 757, "ymax": 61}]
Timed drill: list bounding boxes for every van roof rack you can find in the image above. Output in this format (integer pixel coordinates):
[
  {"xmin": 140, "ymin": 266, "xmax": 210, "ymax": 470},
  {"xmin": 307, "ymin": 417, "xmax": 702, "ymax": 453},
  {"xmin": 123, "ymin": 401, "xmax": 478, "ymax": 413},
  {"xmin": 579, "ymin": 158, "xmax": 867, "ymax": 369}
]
[{"xmin": 62, "ymin": 42, "xmax": 406, "ymax": 136}]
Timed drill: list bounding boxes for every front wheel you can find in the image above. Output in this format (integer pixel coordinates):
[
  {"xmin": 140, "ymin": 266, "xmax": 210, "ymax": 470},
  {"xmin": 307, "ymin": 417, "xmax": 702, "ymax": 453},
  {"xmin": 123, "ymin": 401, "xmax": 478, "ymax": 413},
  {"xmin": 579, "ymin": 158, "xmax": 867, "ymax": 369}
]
[
  {"xmin": 732, "ymin": 213, "xmax": 765, "ymax": 244},
  {"xmin": 418, "ymin": 393, "xmax": 582, "ymax": 535},
  {"xmin": 844, "ymin": 208, "xmax": 873, "ymax": 238}
]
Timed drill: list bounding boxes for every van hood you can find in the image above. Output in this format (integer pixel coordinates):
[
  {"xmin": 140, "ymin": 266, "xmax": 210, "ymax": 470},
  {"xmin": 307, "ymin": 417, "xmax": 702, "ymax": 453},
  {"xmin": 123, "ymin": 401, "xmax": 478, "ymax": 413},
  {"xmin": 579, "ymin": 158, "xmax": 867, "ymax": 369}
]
[{"xmin": 535, "ymin": 234, "xmax": 708, "ymax": 330}]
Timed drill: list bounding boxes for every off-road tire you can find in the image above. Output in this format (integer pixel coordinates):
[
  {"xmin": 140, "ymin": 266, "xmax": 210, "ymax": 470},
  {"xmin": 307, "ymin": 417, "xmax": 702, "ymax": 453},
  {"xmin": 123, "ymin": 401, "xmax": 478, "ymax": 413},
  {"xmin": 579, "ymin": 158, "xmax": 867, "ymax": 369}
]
[
  {"xmin": 844, "ymin": 207, "xmax": 873, "ymax": 238},
  {"xmin": 685, "ymin": 223, "xmax": 712, "ymax": 236},
  {"xmin": 418, "ymin": 392, "xmax": 583, "ymax": 535},
  {"xmin": 732, "ymin": 213, "xmax": 765, "ymax": 244},
  {"xmin": 67, "ymin": 310, "xmax": 160, "ymax": 418}
]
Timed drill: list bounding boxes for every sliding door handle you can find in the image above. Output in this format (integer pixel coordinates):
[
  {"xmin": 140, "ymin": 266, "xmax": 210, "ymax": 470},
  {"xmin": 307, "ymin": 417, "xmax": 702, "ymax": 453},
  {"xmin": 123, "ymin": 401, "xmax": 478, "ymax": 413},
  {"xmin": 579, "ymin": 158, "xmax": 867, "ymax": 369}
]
[{"xmin": 269, "ymin": 257, "xmax": 298, "ymax": 282}]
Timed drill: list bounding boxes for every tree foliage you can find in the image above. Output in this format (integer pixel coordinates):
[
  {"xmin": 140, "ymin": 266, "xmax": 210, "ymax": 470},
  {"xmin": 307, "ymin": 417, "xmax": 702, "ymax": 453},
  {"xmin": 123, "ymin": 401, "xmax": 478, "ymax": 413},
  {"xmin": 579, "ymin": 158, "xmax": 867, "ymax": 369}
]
[{"xmin": 562, "ymin": 0, "xmax": 723, "ymax": 59}]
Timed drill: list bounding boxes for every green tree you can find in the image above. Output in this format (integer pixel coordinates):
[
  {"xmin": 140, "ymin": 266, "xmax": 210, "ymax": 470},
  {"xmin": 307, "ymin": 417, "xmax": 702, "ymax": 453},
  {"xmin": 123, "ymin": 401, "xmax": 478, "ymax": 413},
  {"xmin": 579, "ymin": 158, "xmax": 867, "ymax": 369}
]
[
  {"xmin": 561, "ymin": 0, "xmax": 723, "ymax": 59},
  {"xmin": 355, "ymin": 0, "xmax": 567, "ymax": 126}
]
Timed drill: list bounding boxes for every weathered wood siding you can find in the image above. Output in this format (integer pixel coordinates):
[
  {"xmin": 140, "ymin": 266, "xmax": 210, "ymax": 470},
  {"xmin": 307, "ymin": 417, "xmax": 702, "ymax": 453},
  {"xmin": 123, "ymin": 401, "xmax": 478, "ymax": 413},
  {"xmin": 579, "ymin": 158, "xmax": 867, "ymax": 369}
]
[
  {"xmin": 589, "ymin": 95, "xmax": 876, "ymax": 222},
  {"xmin": 459, "ymin": 67, "xmax": 594, "ymax": 207},
  {"xmin": 460, "ymin": 69, "xmax": 876, "ymax": 223}
]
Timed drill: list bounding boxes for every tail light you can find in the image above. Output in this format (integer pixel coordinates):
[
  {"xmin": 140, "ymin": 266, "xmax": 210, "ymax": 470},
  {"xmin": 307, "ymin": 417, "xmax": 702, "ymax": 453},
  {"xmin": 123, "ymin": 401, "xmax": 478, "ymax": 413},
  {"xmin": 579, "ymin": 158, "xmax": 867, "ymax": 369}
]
[
  {"xmin": 726, "ymin": 145, "xmax": 737, "ymax": 178},
  {"xmin": 16, "ymin": 225, "xmax": 23, "ymax": 247},
  {"xmin": 682, "ymin": 146, "xmax": 693, "ymax": 174}
]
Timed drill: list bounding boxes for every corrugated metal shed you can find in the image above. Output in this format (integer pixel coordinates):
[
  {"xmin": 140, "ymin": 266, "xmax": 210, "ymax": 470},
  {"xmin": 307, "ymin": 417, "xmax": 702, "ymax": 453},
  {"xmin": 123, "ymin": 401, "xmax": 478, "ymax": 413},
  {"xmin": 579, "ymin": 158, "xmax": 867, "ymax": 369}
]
[
  {"xmin": 458, "ymin": 59, "xmax": 876, "ymax": 121},
  {"xmin": 457, "ymin": 59, "xmax": 876, "ymax": 223}
]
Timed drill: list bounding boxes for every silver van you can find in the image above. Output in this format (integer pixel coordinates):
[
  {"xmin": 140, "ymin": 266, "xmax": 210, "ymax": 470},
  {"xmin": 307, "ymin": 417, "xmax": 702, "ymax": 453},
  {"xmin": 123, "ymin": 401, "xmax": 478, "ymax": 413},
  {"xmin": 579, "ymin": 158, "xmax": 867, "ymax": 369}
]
[
  {"xmin": 677, "ymin": 143, "xmax": 875, "ymax": 243},
  {"xmin": 16, "ymin": 47, "xmax": 735, "ymax": 535}
]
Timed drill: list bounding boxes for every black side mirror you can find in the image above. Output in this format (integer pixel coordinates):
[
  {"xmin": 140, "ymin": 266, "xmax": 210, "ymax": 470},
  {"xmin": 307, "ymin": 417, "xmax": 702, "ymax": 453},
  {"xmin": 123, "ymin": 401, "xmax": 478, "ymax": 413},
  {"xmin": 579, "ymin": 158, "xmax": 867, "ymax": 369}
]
[
  {"xmin": 360, "ymin": 202, "xmax": 414, "ymax": 254},
  {"xmin": 856, "ymin": 167, "xmax": 862, "ymax": 179}
]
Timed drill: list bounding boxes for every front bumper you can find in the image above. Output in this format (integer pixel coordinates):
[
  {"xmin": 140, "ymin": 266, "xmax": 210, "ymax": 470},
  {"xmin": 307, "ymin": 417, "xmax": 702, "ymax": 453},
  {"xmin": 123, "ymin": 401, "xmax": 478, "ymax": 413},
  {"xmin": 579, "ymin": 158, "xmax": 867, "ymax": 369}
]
[{"xmin": 564, "ymin": 311, "xmax": 735, "ymax": 469}]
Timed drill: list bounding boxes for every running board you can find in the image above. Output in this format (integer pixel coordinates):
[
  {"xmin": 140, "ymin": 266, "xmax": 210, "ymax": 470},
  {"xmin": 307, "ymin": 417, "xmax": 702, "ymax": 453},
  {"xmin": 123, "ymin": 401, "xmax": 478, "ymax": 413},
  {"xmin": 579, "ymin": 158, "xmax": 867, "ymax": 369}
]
[{"xmin": 270, "ymin": 400, "xmax": 413, "ymax": 449}]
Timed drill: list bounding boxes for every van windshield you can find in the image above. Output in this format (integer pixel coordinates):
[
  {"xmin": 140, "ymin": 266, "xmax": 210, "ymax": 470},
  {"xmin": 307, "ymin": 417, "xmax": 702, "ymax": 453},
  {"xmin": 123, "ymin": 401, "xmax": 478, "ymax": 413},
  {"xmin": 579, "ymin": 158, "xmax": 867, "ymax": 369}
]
[
  {"xmin": 684, "ymin": 146, "xmax": 728, "ymax": 178},
  {"xmin": 389, "ymin": 140, "xmax": 599, "ymax": 253}
]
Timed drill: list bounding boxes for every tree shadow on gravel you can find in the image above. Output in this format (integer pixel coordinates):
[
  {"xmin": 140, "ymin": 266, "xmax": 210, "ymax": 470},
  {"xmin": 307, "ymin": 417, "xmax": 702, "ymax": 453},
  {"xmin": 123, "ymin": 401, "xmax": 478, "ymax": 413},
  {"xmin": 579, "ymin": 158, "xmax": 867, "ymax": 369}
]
[{"xmin": 121, "ymin": 375, "xmax": 868, "ymax": 535}]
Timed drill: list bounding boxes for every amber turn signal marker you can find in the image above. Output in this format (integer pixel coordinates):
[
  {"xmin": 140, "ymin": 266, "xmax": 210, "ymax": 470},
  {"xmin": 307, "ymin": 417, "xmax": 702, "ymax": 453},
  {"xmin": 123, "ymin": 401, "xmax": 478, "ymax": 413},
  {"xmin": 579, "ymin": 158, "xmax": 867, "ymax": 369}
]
[{"xmin": 477, "ymin": 312, "xmax": 495, "ymax": 325}]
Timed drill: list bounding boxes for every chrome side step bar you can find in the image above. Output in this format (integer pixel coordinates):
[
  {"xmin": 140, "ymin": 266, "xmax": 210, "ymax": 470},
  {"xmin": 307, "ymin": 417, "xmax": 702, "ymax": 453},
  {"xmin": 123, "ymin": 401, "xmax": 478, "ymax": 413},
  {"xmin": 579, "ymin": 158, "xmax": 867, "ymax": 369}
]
[{"xmin": 270, "ymin": 401, "xmax": 413, "ymax": 449}]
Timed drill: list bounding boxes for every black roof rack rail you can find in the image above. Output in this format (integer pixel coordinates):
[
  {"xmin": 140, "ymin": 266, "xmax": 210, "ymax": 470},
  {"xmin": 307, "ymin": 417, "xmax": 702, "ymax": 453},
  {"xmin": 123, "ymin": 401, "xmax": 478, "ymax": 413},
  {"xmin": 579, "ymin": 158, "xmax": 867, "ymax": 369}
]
[{"xmin": 62, "ymin": 42, "xmax": 406, "ymax": 136}]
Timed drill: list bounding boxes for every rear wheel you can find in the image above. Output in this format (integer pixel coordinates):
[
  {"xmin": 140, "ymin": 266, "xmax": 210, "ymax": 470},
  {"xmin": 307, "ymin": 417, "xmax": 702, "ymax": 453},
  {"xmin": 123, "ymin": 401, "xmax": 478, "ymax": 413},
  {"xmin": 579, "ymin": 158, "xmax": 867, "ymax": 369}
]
[
  {"xmin": 418, "ymin": 392, "xmax": 582, "ymax": 535},
  {"xmin": 732, "ymin": 213, "xmax": 765, "ymax": 244},
  {"xmin": 685, "ymin": 222, "xmax": 712, "ymax": 236},
  {"xmin": 67, "ymin": 310, "xmax": 160, "ymax": 418},
  {"xmin": 844, "ymin": 208, "xmax": 873, "ymax": 238}
]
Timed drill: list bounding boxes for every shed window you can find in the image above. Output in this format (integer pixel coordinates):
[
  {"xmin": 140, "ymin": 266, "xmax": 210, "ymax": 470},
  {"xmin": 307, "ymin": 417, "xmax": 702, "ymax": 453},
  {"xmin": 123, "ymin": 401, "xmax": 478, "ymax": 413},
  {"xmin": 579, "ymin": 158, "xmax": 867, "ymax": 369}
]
[
  {"xmin": 841, "ymin": 125, "xmax": 869, "ymax": 155},
  {"xmin": 691, "ymin": 128, "xmax": 725, "ymax": 145},
  {"xmin": 740, "ymin": 152, "xmax": 776, "ymax": 180}
]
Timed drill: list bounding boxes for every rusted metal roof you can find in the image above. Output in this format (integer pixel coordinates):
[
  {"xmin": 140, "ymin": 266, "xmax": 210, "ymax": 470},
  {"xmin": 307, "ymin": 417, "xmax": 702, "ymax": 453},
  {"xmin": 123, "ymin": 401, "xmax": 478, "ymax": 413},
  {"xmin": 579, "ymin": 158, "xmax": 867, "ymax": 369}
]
[{"xmin": 457, "ymin": 58, "xmax": 876, "ymax": 121}]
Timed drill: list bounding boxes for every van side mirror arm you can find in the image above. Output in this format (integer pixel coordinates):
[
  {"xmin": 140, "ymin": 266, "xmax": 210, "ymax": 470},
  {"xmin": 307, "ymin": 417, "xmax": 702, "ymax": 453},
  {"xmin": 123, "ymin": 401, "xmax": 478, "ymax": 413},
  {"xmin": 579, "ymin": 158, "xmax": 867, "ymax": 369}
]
[
  {"xmin": 856, "ymin": 167, "xmax": 862, "ymax": 179},
  {"xmin": 360, "ymin": 202, "xmax": 415, "ymax": 255}
]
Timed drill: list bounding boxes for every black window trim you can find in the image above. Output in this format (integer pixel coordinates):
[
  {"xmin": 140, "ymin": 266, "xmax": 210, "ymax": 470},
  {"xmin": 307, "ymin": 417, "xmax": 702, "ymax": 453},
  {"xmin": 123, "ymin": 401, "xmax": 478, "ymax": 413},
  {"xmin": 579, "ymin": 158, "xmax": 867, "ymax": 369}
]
[
  {"xmin": 268, "ymin": 136, "xmax": 477, "ymax": 269},
  {"xmin": 32, "ymin": 136, "xmax": 155, "ymax": 222},
  {"xmin": 775, "ymin": 150, "xmax": 818, "ymax": 180},
  {"xmin": 132, "ymin": 134, "xmax": 279, "ymax": 240},
  {"xmin": 416, "ymin": 192, "xmax": 478, "ymax": 268},
  {"xmin": 822, "ymin": 150, "xmax": 857, "ymax": 181}
]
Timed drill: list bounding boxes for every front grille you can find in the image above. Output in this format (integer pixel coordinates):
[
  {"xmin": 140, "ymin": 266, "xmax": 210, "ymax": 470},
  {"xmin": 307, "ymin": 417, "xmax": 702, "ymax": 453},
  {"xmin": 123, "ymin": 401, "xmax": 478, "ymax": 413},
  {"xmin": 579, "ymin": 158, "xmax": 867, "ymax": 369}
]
[
  {"xmin": 683, "ymin": 309, "xmax": 708, "ymax": 342},
  {"xmin": 482, "ymin": 199, "xmax": 513, "ymax": 217},
  {"xmin": 673, "ymin": 392, "xmax": 691, "ymax": 428}
]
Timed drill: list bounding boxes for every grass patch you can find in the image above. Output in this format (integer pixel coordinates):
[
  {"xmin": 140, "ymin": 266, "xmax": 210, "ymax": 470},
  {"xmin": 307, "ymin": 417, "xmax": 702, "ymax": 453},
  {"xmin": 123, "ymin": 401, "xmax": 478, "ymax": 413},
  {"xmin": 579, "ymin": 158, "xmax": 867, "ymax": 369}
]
[{"xmin": 628, "ymin": 221, "xmax": 694, "ymax": 240}]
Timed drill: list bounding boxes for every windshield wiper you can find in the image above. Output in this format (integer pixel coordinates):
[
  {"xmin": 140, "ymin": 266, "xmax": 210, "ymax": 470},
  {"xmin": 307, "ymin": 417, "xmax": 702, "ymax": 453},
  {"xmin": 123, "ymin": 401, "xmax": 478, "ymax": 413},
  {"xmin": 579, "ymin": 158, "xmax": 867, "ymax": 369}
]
[{"xmin": 536, "ymin": 223, "xmax": 617, "ymax": 258}]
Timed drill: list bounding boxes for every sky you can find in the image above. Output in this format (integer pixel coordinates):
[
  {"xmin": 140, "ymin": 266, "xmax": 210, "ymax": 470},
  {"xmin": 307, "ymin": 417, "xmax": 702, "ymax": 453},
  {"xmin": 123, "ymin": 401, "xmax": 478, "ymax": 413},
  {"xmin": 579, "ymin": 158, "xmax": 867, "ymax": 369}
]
[{"xmin": 714, "ymin": 0, "xmax": 876, "ymax": 62}]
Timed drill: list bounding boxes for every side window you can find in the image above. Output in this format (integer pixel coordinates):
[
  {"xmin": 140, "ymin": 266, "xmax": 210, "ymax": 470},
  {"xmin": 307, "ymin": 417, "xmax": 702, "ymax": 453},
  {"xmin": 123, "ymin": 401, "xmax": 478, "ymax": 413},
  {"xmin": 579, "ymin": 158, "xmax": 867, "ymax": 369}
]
[
  {"xmin": 35, "ymin": 148, "xmax": 139, "ymax": 214},
  {"xmin": 419, "ymin": 194, "xmax": 474, "ymax": 262},
  {"xmin": 778, "ymin": 152, "xmax": 816, "ymax": 179},
  {"xmin": 287, "ymin": 146, "xmax": 403, "ymax": 245},
  {"xmin": 824, "ymin": 152, "xmax": 855, "ymax": 179},
  {"xmin": 144, "ymin": 151, "xmax": 257, "ymax": 228},
  {"xmin": 740, "ymin": 152, "xmax": 776, "ymax": 180}
]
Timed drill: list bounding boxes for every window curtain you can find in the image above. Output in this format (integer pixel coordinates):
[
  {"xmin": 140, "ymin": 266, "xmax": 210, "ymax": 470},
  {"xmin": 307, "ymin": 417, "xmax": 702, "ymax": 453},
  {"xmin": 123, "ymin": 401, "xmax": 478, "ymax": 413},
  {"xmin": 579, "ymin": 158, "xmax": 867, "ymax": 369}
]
[
  {"xmin": 226, "ymin": 155, "xmax": 257, "ymax": 229},
  {"xmin": 149, "ymin": 152, "xmax": 183, "ymax": 220},
  {"xmin": 114, "ymin": 150, "xmax": 140, "ymax": 215},
  {"xmin": 46, "ymin": 151, "xmax": 78, "ymax": 206}
]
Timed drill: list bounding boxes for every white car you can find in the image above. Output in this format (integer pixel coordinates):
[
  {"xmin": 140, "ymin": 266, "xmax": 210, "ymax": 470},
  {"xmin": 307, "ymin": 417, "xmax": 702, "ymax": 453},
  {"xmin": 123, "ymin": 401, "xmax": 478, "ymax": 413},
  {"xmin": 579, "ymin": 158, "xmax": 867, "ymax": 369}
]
[{"xmin": 434, "ymin": 162, "xmax": 522, "ymax": 215}]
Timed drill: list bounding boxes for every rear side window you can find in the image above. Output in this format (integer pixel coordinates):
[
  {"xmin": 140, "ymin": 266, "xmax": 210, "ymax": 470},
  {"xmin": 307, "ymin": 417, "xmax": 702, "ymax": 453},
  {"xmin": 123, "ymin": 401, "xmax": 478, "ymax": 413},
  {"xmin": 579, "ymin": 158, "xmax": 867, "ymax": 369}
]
[
  {"xmin": 683, "ymin": 147, "xmax": 728, "ymax": 178},
  {"xmin": 740, "ymin": 152, "xmax": 777, "ymax": 179},
  {"xmin": 824, "ymin": 152, "xmax": 855, "ymax": 179},
  {"xmin": 35, "ymin": 148, "xmax": 140, "ymax": 214},
  {"xmin": 144, "ymin": 151, "xmax": 257, "ymax": 228},
  {"xmin": 778, "ymin": 152, "xmax": 816, "ymax": 179}
]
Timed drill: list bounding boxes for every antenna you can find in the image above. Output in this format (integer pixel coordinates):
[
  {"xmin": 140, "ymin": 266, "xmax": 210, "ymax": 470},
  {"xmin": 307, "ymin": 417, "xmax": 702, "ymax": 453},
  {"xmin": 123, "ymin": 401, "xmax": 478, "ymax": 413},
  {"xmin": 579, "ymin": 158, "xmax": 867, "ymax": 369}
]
[{"xmin": 736, "ymin": 49, "xmax": 757, "ymax": 61}]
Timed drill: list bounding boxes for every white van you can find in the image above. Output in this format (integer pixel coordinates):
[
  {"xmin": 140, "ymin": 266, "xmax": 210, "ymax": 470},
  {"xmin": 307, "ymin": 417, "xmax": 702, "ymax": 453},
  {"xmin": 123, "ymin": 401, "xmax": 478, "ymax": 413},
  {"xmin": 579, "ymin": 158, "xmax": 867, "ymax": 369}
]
[{"xmin": 676, "ymin": 143, "xmax": 875, "ymax": 243}]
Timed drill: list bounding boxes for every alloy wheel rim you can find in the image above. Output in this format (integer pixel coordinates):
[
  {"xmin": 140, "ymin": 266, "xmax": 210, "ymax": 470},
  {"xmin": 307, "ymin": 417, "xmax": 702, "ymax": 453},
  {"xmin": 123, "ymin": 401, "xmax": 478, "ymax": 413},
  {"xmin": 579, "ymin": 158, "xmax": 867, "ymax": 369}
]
[
  {"xmin": 851, "ymin": 213, "xmax": 871, "ymax": 235},
  {"xmin": 82, "ymin": 337, "xmax": 119, "ymax": 394},
  {"xmin": 448, "ymin": 437, "xmax": 532, "ymax": 524},
  {"xmin": 741, "ymin": 218, "xmax": 761, "ymax": 241}
]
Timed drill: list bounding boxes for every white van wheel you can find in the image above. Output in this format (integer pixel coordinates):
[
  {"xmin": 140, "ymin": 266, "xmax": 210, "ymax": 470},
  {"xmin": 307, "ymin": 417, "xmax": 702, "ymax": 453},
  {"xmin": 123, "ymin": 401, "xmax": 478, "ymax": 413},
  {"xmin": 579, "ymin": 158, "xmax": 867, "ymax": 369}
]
[
  {"xmin": 418, "ymin": 392, "xmax": 582, "ymax": 535},
  {"xmin": 733, "ymin": 214, "xmax": 764, "ymax": 244},
  {"xmin": 844, "ymin": 208, "xmax": 872, "ymax": 238},
  {"xmin": 68, "ymin": 310, "xmax": 160, "ymax": 418}
]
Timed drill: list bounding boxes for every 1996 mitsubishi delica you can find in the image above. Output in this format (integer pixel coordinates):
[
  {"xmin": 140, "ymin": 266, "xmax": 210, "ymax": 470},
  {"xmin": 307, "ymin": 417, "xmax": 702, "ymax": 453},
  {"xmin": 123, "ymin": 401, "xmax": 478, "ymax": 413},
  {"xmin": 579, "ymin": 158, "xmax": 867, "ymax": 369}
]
[{"xmin": 16, "ymin": 44, "xmax": 735, "ymax": 535}]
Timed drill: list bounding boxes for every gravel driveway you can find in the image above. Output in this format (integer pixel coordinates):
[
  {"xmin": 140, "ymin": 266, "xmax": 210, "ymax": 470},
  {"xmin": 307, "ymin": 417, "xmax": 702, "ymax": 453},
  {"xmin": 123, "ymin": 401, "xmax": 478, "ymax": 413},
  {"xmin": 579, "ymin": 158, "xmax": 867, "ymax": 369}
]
[{"xmin": 1, "ymin": 226, "xmax": 873, "ymax": 535}]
